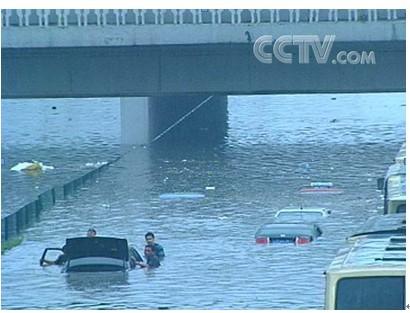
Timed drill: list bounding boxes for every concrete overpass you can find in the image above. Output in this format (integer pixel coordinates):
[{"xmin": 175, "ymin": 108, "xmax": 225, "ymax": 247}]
[{"xmin": 1, "ymin": 9, "xmax": 406, "ymax": 144}]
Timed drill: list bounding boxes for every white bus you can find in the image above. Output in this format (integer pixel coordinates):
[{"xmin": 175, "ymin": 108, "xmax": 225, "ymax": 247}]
[
  {"xmin": 378, "ymin": 162, "xmax": 406, "ymax": 214},
  {"xmin": 395, "ymin": 142, "xmax": 406, "ymax": 164},
  {"xmin": 324, "ymin": 235, "xmax": 405, "ymax": 309}
]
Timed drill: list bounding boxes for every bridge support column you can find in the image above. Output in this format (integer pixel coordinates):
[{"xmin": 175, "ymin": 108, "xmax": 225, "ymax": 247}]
[
  {"xmin": 121, "ymin": 94, "xmax": 228, "ymax": 146},
  {"xmin": 120, "ymin": 97, "xmax": 150, "ymax": 145}
]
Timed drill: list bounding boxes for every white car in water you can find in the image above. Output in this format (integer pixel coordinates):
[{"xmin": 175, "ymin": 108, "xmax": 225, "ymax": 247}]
[{"xmin": 274, "ymin": 207, "xmax": 331, "ymax": 222}]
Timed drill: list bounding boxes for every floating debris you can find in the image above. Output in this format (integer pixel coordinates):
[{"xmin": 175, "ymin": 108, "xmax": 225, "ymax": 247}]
[
  {"xmin": 10, "ymin": 161, "xmax": 54, "ymax": 172},
  {"xmin": 299, "ymin": 182, "xmax": 343, "ymax": 195},
  {"xmin": 159, "ymin": 192, "xmax": 205, "ymax": 200},
  {"xmin": 84, "ymin": 161, "xmax": 108, "ymax": 168},
  {"xmin": 205, "ymin": 186, "xmax": 216, "ymax": 190}
]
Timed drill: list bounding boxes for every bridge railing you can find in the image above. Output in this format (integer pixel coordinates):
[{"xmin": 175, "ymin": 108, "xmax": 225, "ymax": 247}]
[{"xmin": 1, "ymin": 9, "xmax": 406, "ymax": 27}]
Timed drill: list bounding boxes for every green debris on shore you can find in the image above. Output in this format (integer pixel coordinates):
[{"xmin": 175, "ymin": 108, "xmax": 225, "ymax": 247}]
[{"xmin": 1, "ymin": 237, "xmax": 23, "ymax": 254}]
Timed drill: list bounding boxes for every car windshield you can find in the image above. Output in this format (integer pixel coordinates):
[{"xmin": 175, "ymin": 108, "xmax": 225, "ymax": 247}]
[{"xmin": 276, "ymin": 211, "xmax": 324, "ymax": 222}]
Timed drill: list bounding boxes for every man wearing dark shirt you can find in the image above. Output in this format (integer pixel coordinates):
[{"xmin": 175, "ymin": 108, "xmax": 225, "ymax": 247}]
[
  {"xmin": 136, "ymin": 245, "xmax": 160, "ymax": 269},
  {"xmin": 145, "ymin": 232, "xmax": 165, "ymax": 259}
]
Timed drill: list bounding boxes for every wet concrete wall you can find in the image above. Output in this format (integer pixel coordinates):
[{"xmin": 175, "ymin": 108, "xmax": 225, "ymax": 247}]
[{"xmin": 1, "ymin": 162, "xmax": 112, "ymax": 242}]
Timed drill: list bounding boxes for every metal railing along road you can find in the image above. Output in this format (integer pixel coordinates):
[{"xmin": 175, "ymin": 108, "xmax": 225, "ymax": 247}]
[{"xmin": 1, "ymin": 9, "xmax": 405, "ymax": 27}]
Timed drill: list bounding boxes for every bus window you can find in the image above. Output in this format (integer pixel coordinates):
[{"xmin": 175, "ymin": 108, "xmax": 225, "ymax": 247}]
[
  {"xmin": 335, "ymin": 276, "xmax": 405, "ymax": 309},
  {"xmin": 397, "ymin": 204, "xmax": 406, "ymax": 213}
]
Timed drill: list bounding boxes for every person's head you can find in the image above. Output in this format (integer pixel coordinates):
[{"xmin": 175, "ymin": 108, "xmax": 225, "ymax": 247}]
[
  {"xmin": 87, "ymin": 228, "xmax": 97, "ymax": 237},
  {"xmin": 145, "ymin": 232, "xmax": 156, "ymax": 245},
  {"xmin": 144, "ymin": 245, "xmax": 155, "ymax": 256}
]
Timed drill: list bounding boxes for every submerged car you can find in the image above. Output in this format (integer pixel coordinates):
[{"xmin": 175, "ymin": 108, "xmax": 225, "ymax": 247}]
[
  {"xmin": 274, "ymin": 207, "xmax": 331, "ymax": 222},
  {"xmin": 40, "ymin": 236, "xmax": 143, "ymax": 273},
  {"xmin": 255, "ymin": 222, "xmax": 322, "ymax": 245},
  {"xmin": 299, "ymin": 182, "xmax": 343, "ymax": 195}
]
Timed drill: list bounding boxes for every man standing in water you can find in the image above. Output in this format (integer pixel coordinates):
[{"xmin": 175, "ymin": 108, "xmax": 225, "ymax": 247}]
[
  {"xmin": 136, "ymin": 245, "xmax": 160, "ymax": 269},
  {"xmin": 145, "ymin": 232, "xmax": 165, "ymax": 259}
]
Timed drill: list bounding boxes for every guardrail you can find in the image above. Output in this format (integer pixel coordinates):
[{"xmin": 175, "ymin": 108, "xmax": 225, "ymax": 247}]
[
  {"xmin": 1, "ymin": 162, "xmax": 112, "ymax": 243},
  {"xmin": 1, "ymin": 9, "xmax": 405, "ymax": 27}
]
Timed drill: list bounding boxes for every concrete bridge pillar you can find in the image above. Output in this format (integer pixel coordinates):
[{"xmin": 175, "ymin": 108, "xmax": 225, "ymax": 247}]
[
  {"xmin": 120, "ymin": 95, "xmax": 228, "ymax": 146},
  {"xmin": 120, "ymin": 97, "xmax": 150, "ymax": 145}
]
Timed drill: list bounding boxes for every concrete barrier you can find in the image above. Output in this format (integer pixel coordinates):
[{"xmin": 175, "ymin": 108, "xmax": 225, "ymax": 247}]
[{"xmin": 1, "ymin": 162, "xmax": 113, "ymax": 243}]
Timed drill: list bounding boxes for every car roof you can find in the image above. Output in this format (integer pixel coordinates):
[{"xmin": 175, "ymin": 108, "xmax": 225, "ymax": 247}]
[
  {"xmin": 348, "ymin": 214, "xmax": 406, "ymax": 241},
  {"xmin": 327, "ymin": 236, "xmax": 405, "ymax": 273},
  {"xmin": 276, "ymin": 207, "xmax": 328, "ymax": 214}
]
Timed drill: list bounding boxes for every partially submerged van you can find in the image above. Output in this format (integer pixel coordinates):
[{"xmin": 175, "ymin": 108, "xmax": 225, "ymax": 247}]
[
  {"xmin": 395, "ymin": 142, "xmax": 406, "ymax": 165},
  {"xmin": 324, "ymin": 235, "xmax": 405, "ymax": 310}
]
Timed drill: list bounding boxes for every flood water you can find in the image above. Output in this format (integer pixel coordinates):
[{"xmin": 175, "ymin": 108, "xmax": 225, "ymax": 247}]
[{"xmin": 1, "ymin": 93, "xmax": 405, "ymax": 309}]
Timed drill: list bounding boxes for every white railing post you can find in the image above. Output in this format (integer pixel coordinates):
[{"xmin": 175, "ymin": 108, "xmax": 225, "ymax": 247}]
[
  {"xmin": 4, "ymin": 10, "xmax": 10, "ymax": 27},
  {"xmin": 83, "ymin": 9, "xmax": 89, "ymax": 26},
  {"xmin": 96, "ymin": 9, "xmax": 102, "ymax": 26},
  {"xmin": 132, "ymin": 9, "xmax": 138, "ymax": 25},
  {"xmin": 329, "ymin": 9, "xmax": 338, "ymax": 22},
  {"xmin": 211, "ymin": 9, "xmax": 216, "ymax": 24},
  {"xmin": 237, "ymin": 9, "xmax": 243, "ymax": 24},
  {"xmin": 36, "ymin": 9, "xmax": 42, "ymax": 26},
  {"xmin": 197, "ymin": 9, "xmax": 202, "ymax": 24},
  {"xmin": 372, "ymin": 9, "xmax": 378, "ymax": 21},
  {"xmin": 178, "ymin": 9, "xmax": 184, "ymax": 24},
  {"xmin": 159, "ymin": 9, "xmax": 164, "ymax": 24},
  {"xmin": 191, "ymin": 9, "xmax": 197, "ymax": 24},
  {"xmin": 75, "ymin": 9, "xmax": 82, "ymax": 26},
  {"xmin": 216, "ymin": 10, "xmax": 222, "ymax": 23},
  {"xmin": 43, "ymin": 9, "xmax": 50, "ymax": 27},
  {"xmin": 154, "ymin": 9, "xmax": 159, "ymax": 24},
  {"xmin": 62, "ymin": 9, "xmax": 69, "ymax": 27},
  {"xmin": 250, "ymin": 9, "xmax": 256, "ymax": 23},
  {"xmin": 24, "ymin": 9, "xmax": 30, "ymax": 26},
  {"xmin": 289, "ymin": 9, "xmax": 294, "ymax": 23},
  {"xmin": 113, "ymin": 9, "xmax": 120, "ymax": 25},
  {"xmin": 269, "ymin": 9, "xmax": 274, "ymax": 23},
  {"xmin": 309, "ymin": 9, "xmax": 319, "ymax": 22},
  {"xmin": 393, "ymin": 9, "xmax": 397, "ymax": 20},
  {"xmin": 141, "ymin": 9, "xmax": 146, "ymax": 25},
  {"xmin": 172, "ymin": 9, "xmax": 177, "ymax": 24},
  {"xmin": 120, "ymin": 9, "xmax": 126, "ymax": 25},
  {"xmin": 56, "ymin": 9, "xmax": 62, "ymax": 27},
  {"xmin": 102, "ymin": 9, "xmax": 108, "ymax": 26},
  {"xmin": 256, "ymin": 9, "xmax": 261, "ymax": 23}
]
